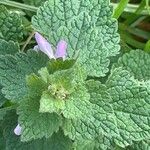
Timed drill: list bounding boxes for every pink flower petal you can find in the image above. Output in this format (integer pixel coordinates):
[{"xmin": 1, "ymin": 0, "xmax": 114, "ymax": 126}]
[
  {"xmin": 14, "ymin": 124, "xmax": 22, "ymax": 136},
  {"xmin": 35, "ymin": 32, "xmax": 55, "ymax": 59},
  {"xmin": 55, "ymin": 40, "xmax": 67, "ymax": 59}
]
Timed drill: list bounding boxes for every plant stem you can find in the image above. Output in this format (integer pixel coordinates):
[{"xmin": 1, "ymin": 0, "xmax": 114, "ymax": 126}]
[
  {"xmin": 144, "ymin": 40, "xmax": 150, "ymax": 52},
  {"xmin": 112, "ymin": 3, "xmax": 149, "ymax": 15},
  {"xmin": 21, "ymin": 31, "xmax": 35, "ymax": 51},
  {"xmin": 113, "ymin": 0, "xmax": 130, "ymax": 19},
  {"xmin": 0, "ymin": 0, "xmax": 37, "ymax": 12},
  {"xmin": 145, "ymin": 0, "xmax": 150, "ymax": 15}
]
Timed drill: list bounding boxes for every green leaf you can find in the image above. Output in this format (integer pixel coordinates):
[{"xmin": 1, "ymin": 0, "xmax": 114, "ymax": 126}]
[
  {"xmin": 74, "ymin": 135, "xmax": 114, "ymax": 150},
  {"xmin": 62, "ymin": 80, "xmax": 116, "ymax": 142},
  {"xmin": 37, "ymin": 65, "xmax": 89, "ymax": 119},
  {"xmin": 0, "ymin": 39, "xmax": 19, "ymax": 55},
  {"xmin": 127, "ymin": 140, "xmax": 150, "ymax": 150},
  {"xmin": 47, "ymin": 59, "xmax": 76, "ymax": 74},
  {"xmin": 62, "ymin": 85, "xmax": 91, "ymax": 120},
  {"xmin": 17, "ymin": 96, "xmax": 62, "ymax": 142},
  {"xmin": 0, "ymin": 39, "xmax": 19, "ymax": 105},
  {"xmin": 42, "ymin": 130, "xmax": 73, "ymax": 150},
  {"xmin": 26, "ymin": 73, "xmax": 48, "ymax": 98},
  {"xmin": 2, "ymin": 110, "xmax": 72, "ymax": 150},
  {"xmin": 0, "ymin": 125, "xmax": 5, "ymax": 150},
  {"xmin": 0, "ymin": 50, "xmax": 48, "ymax": 101},
  {"xmin": 0, "ymin": 5, "xmax": 23, "ymax": 41},
  {"xmin": 106, "ymin": 67, "xmax": 150, "ymax": 147},
  {"xmin": 0, "ymin": 85, "xmax": 6, "ymax": 107},
  {"xmin": 39, "ymin": 91, "xmax": 66, "ymax": 114},
  {"xmin": 110, "ymin": 50, "xmax": 150, "ymax": 147},
  {"xmin": 0, "ymin": 106, "xmax": 15, "ymax": 120},
  {"xmin": 32, "ymin": 0, "xmax": 120, "ymax": 77},
  {"xmin": 63, "ymin": 67, "xmax": 150, "ymax": 148},
  {"xmin": 114, "ymin": 50, "xmax": 150, "ymax": 80}
]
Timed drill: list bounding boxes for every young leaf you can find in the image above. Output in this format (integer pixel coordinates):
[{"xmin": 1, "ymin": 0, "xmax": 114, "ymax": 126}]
[
  {"xmin": 47, "ymin": 59, "xmax": 75, "ymax": 74},
  {"xmin": 26, "ymin": 63, "xmax": 89, "ymax": 120},
  {"xmin": 32, "ymin": 0, "xmax": 120, "ymax": 77}
]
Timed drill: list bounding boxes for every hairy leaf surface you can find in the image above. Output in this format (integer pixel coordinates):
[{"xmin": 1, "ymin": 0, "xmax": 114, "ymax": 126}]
[
  {"xmin": 32, "ymin": 0, "xmax": 120, "ymax": 77},
  {"xmin": 0, "ymin": 5, "xmax": 23, "ymax": 41},
  {"xmin": 106, "ymin": 68, "xmax": 150, "ymax": 147},
  {"xmin": 17, "ymin": 96, "xmax": 62, "ymax": 142},
  {"xmin": 0, "ymin": 51, "xmax": 48, "ymax": 100},
  {"xmin": 2, "ymin": 110, "xmax": 72, "ymax": 150},
  {"xmin": 0, "ymin": 39, "xmax": 19, "ymax": 55}
]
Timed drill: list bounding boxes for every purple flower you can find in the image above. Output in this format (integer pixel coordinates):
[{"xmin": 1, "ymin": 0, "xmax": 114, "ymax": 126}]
[
  {"xmin": 14, "ymin": 124, "xmax": 22, "ymax": 136},
  {"xmin": 34, "ymin": 32, "xmax": 67, "ymax": 59}
]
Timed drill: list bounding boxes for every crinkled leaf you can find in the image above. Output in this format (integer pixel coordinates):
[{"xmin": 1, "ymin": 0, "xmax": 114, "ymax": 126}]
[
  {"xmin": 39, "ymin": 91, "xmax": 66, "ymax": 114},
  {"xmin": 0, "ymin": 50, "xmax": 48, "ymax": 101},
  {"xmin": 17, "ymin": 96, "xmax": 62, "ymax": 142},
  {"xmin": 0, "ymin": 5, "xmax": 23, "ymax": 41},
  {"xmin": 127, "ymin": 140, "xmax": 150, "ymax": 150},
  {"xmin": 74, "ymin": 135, "xmax": 114, "ymax": 150},
  {"xmin": 2, "ymin": 110, "xmax": 72, "ymax": 150},
  {"xmin": 0, "ymin": 39, "xmax": 19, "ymax": 105},
  {"xmin": 114, "ymin": 50, "xmax": 150, "ymax": 80},
  {"xmin": 32, "ymin": 0, "xmax": 120, "ymax": 77},
  {"xmin": 62, "ymin": 80, "xmax": 115, "ymax": 142},
  {"xmin": 62, "ymin": 85, "xmax": 91, "ymax": 120},
  {"xmin": 106, "ymin": 67, "xmax": 150, "ymax": 147},
  {"xmin": 37, "ymin": 65, "xmax": 89, "ymax": 119},
  {"xmin": 63, "ymin": 67, "xmax": 150, "ymax": 148},
  {"xmin": 0, "ymin": 39, "xmax": 19, "ymax": 55}
]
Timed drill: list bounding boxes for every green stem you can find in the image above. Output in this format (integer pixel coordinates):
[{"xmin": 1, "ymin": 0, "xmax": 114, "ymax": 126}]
[
  {"xmin": 119, "ymin": 23, "xmax": 145, "ymax": 49},
  {"xmin": 0, "ymin": 0, "xmax": 37, "ymax": 12},
  {"xmin": 121, "ymin": 33, "xmax": 145, "ymax": 49},
  {"xmin": 112, "ymin": 3, "xmax": 149, "ymax": 15},
  {"xmin": 113, "ymin": 0, "xmax": 130, "ymax": 19},
  {"xmin": 124, "ymin": 0, "xmax": 146, "ymax": 25},
  {"xmin": 144, "ymin": 40, "xmax": 150, "ymax": 52},
  {"xmin": 21, "ymin": 31, "xmax": 35, "ymax": 51},
  {"xmin": 127, "ymin": 27, "xmax": 150, "ymax": 40},
  {"xmin": 145, "ymin": 0, "xmax": 150, "ymax": 15}
]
